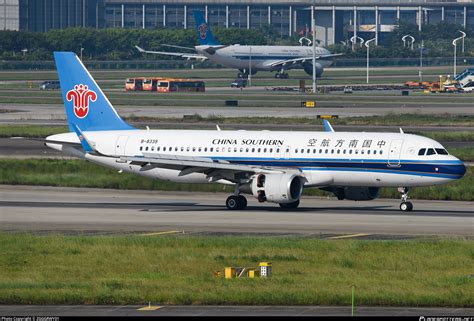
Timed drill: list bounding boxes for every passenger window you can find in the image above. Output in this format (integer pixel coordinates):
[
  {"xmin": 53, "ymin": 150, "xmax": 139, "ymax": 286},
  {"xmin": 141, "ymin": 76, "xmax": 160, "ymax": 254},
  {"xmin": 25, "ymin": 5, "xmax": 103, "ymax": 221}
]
[
  {"xmin": 319, "ymin": 149, "xmax": 322, "ymax": 153},
  {"xmin": 343, "ymin": 150, "xmax": 346, "ymax": 154},
  {"xmin": 145, "ymin": 146, "xmax": 149, "ymax": 151},
  {"xmin": 331, "ymin": 149, "xmax": 334, "ymax": 154},
  {"xmin": 198, "ymin": 147, "xmax": 202, "ymax": 152},
  {"xmin": 349, "ymin": 150, "xmax": 352, "ymax": 154},
  {"xmin": 216, "ymin": 147, "xmax": 220, "ymax": 152},
  {"xmin": 379, "ymin": 150, "xmax": 383, "ymax": 155},
  {"xmin": 264, "ymin": 148, "xmax": 267, "ymax": 153},
  {"xmin": 210, "ymin": 147, "xmax": 214, "ymax": 152},
  {"xmin": 187, "ymin": 147, "xmax": 190, "ymax": 152},
  {"xmin": 276, "ymin": 148, "xmax": 280, "ymax": 153},
  {"xmin": 192, "ymin": 147, "xmax": 196, "ymax": 152},
  {"xmin": 307, "ymin": 149, "xmax": 310, "ymax": 153},
  {"xmin": 175, "ymin": 147, "xmax": 178, "ymax": 152},
  {"xmin": 295, "ymin": 149, "xmax": 298, "ymax": 153},
  {"xmin": 252, "ymin": 148, "xmax": 255, "ymax": 152},
  {"xmin": 228, "ymin": 147, "xmax": 231, "ymax": 152},
  {"xmin": 269, "ymin": 148, "xmax": 273, "ymax": 153},
  {"xmin": 301, "ymin": 149, "xmax": 304, "ymax": 154},
  {"xmin": 435, "ymin": 148, "xmax": 448, "ymax": 155},
  {"xmin": 139, "ymin": 146, "xmax": 143, "ymax": 151},
  {"xmin": 258, "ymin": 148, "xmax": 261, "ymax": 153},
  {"xmin": 361, "ymin": 150, "xmax": 364, "ymax": 154},
  {"xmin": 151, "ymin": 146, "xmax": 154, "ymax": 151},
  {"xmin": 426, "ymin": 148, "xmax": 436, "ymax": 156},
  {"xmin": 325, "ymin": 149, "xmax": 328, "ymax": 154},
  {"xmin": 180, "ymin": 147, "xmax": 184, "ymax": 152},
  {"xmin": 204, "ymin": 147, "xmax": 208, "ymax": 152},
  {"xmin": 355, "ymin": 150, "xmax": 358, "ymax": 154},
  {"xmin": 418, "ymin": 148, "xmax": 426, "ymax": 156},
  {"xmin": 337, "ymin": 150, "xmax": 340, "ymax": 154},
  {"xmin": 234, "ymin": 148, "xmax": 238, "ymax": 153},
  {"xmin": 313, "ymin": 149, "xmax": 316, "ymax": 154},
  {"xmin": 367, "ymin": 150, "xmax": 370, "ymax": 155},
  {"xmin": 246, "ymin": 148, "xmax": 250, "ymax": 152},
  {"xmin": 240, "ymin": 148, "xmax": 244, "ymax": 152}
]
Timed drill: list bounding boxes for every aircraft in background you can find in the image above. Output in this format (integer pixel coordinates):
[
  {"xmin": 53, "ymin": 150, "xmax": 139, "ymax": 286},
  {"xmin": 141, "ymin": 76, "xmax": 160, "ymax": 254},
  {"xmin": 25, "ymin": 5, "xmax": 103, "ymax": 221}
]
[
  {"xmin": 36, "ymin": 52, "xmax": 466, "ymax": 212},
  {"xmin": 136, "ymin": 11, "xmax": 342, "ymax": 79}
]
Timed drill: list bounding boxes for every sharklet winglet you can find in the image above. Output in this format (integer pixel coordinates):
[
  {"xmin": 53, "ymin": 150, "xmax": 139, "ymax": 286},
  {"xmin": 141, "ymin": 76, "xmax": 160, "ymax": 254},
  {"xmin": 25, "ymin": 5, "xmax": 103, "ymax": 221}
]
[{"xmin": 323, "ymin": 119, "xmax": 335, "ymax": 132}]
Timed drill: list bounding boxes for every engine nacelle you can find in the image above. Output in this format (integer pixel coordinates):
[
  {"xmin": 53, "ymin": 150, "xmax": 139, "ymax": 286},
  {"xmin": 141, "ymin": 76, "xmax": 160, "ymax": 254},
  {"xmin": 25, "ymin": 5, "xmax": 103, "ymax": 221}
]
[
  {"xmin": 329, "ymin": 187, "xmax": 380, "ymax": 201},
  {"xmin": 303, "ymin": 62, "xmax": 324, "ymax": 77},
  {"xmin": 246, "ymin": 173, "xmax": 304, "ymax": 204}
]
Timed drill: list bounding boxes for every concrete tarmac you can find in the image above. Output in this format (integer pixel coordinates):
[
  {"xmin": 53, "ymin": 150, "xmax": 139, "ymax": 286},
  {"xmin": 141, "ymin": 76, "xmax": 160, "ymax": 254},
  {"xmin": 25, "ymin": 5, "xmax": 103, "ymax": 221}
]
[
  {"xmin": 1, "ymin": 305, "xmax": 473, "ymax": 316},
  {"xmin": 1, "ymin": 185, "xmax": 472, "ymax": 237}
]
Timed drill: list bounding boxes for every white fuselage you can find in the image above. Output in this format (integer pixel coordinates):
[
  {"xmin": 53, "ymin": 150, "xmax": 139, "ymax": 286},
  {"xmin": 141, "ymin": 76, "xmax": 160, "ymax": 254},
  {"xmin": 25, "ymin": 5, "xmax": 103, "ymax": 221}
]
[
  {"xmin": 47, "ymin": 129, "xmax": 466, "ymax": 188},
  {"xmin": 195, "ymin": 45, "xmax": 333, "ymax": 71}
]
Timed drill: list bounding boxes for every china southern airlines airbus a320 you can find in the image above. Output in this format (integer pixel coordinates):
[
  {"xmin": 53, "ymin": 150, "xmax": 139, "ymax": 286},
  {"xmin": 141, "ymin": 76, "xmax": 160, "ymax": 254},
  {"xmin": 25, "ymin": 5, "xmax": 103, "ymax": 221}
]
[
  {"xmin": 136, "ymin": 11, "xmax": 341, "ymax": 79},
  {"xmin": 43, "ymin": 52, "xmax": 466, "ymax": 211}
]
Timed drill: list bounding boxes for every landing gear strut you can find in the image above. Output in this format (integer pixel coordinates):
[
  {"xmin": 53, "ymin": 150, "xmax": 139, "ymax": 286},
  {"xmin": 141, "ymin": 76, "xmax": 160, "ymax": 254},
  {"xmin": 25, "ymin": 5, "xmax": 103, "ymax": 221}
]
[
  {"xmin": 398, "ymin": 187, "xmax": 413, "ymax": 212},
  {"xmin": 226, "ymin": 195, "xmax": 247, "ymax": 210}
]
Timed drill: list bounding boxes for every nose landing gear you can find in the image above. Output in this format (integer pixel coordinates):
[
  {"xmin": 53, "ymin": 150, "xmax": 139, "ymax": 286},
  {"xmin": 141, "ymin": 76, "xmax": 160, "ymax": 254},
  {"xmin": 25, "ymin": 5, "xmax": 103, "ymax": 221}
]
[{"xmin": 398, "ymin": 187, "xmax": 413, "ymax": 212}]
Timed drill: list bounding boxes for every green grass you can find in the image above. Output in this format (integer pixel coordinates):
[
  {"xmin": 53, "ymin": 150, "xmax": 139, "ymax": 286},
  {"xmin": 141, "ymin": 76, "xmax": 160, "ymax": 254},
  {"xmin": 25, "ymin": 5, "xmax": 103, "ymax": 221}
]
[
  {"xmin": 0, "ymin": 114, "xmax": 472, "ymax": 138},
  {"xmin": 0, "ymin": 159, "xmax": 472, "ymax": 201},
  {"xmin": 0, "ymin": 233, "xmax": 472, "ymax": 306}
]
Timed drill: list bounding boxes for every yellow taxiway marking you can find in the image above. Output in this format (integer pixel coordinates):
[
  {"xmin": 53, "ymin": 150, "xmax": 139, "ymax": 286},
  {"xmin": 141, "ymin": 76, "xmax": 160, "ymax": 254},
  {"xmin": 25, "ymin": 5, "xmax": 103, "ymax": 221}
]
[
  {"xmin": 137, "ymin": 306, "xmax": 162, "ymax": 311},
  {"xmin": 329, "ymin": 233, "xmax": 370, "ymax": 240},
  {"xmin": 140, "ymin": 230, "xmax": 183, "ymax": 236}
]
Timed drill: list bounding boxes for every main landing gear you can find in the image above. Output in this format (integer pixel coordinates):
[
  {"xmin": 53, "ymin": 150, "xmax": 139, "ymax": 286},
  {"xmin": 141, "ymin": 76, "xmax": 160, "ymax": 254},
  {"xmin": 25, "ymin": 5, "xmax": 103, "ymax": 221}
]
[
  {"xmin": 398, "ymin": 187, "xmax": 413, "ymax": 212},
  {"xmin": 275, "ymin": 71, "xmax": 289, "ymax": 79},
  {"xmin": 226, "ymin": 195, "xmax": 248, "ymax": 210}
]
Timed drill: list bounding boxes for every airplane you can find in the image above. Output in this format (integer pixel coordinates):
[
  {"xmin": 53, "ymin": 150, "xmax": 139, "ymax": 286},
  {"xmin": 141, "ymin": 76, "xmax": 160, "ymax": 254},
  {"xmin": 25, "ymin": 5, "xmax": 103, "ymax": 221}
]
[
  {"xmin": 41, "ymin": 52, "xmax": 466, "ymax": 212},
  {"xmin": 135, "ymin": 11, "xmax": 342, "ymax": 80}
]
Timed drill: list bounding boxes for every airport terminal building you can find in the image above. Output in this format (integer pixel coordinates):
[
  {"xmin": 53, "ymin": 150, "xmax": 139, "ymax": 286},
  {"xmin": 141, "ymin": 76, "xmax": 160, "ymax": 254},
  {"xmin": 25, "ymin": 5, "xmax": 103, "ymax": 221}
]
[{"xmin": 2, "ymin": 0, "xmax": 474, "ymax": 45}]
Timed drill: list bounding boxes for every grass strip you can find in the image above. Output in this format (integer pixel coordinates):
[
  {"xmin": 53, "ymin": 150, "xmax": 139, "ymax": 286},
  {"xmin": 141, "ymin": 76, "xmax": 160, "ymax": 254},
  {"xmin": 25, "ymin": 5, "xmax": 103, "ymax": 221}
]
[
  {"xmin": 0, "ymin": 233, "xmax": 472, "ymax": 306},
  {"xmin": 0, "ymin": 159, "xmax": 472, "ymax": 201}
]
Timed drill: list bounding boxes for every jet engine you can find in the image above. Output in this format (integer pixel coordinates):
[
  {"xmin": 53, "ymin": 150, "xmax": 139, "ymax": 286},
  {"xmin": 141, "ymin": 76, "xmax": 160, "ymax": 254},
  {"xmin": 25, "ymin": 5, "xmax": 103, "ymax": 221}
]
[
  {"xmin": 325, "ymin": 187, "xmax": 380, "ymax": 201},
  {"xmin": 240, "ymin": 173, "xmax": 304, "ymax": 204},
  {"xmin": 303, "ymin": 62, "xmax": 324, "ymax": 77}
]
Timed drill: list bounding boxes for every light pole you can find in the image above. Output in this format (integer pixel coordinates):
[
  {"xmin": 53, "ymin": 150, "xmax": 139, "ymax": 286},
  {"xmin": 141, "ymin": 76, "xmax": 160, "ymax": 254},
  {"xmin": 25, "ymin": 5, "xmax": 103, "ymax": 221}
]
[
  {"xmin": 458, "ymin": 30, "xmax": 466, "ymax": 53},
  {"xmin": 311, "ymin": 0, "xmax": 317, "ymax": 94},
  {"xmin": 419, "ymin": 40, "xmax": 424, "ymax": 83},
  {"xmin": 402, "ymin": 35, "xmax": 415, "ymax": 50},
  {"xmin": 452, "ymin": 32, "xmax": 465, "ymax": 77},
  {"xmin": 248, "ymin": 45, "xmax": 252, "ymax": 87},
  {"xmin": 365, "ymin": 38, "xmax": 376, "ymax": 84},
  {"xmin": 80, "ymin": 47, "xmax": 84, "ymax": 61}
]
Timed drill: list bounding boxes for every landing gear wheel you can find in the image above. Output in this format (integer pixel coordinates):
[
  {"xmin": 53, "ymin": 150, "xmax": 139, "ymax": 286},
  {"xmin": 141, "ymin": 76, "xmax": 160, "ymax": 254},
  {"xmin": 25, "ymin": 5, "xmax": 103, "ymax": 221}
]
[
  {"xmin": 400, "ymin": 201, "xmax": 413, "ymax": 212},
  {"xmin": 226, "ymin": 195, "xmax": 247, "ymax": 210},
  {"xmin": 279, "ymin": 199, "xmax": 300, "ymax": 209},
  {"xmin": 226, "ymin": 195, "xmax": 240, "ymax": 210},
  {"xmin": 238, "ymin": 195, "xmax": 247, "ymax": 209},
  {"xmin": 275, "ymin": 73, "xmax": 281, "ymax": 79}
]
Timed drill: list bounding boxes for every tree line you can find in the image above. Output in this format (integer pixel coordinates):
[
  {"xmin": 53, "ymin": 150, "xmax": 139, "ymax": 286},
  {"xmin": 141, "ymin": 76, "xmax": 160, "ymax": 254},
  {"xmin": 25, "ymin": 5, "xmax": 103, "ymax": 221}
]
[{"xmin": 0, "ymin": 21, "xmax": 471, "ymax": 61}]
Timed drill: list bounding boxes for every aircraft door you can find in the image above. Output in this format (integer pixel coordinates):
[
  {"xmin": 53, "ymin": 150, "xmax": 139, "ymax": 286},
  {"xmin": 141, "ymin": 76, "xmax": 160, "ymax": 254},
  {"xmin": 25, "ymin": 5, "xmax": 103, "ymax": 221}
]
[
  {"xmin": 387, "ymin": 139, "xmax": 403, "ymax": 167},
  {"xmin": 115, "ymin": 135, "xmax": 129, "ymax": 156}
]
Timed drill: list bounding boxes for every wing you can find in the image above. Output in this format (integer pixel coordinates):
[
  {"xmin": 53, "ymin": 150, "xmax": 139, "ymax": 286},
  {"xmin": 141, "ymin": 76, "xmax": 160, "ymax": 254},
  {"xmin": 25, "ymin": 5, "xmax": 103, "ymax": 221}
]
[
  {"xmin": 121, "ymin": 152, "xmax": 300, "ymax": 183},
  {"xmin": 135, "ymin": 46, "xmax": 207, "ymax": 61},
  {"xmin": 269, "ymin": 53, "xmax": 344, "ymax": 68}
]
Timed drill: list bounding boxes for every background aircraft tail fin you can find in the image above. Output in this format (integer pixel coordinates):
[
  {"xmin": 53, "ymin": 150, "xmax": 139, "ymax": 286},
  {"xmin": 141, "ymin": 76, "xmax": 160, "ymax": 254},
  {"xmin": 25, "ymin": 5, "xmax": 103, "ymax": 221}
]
[
  {"xmin": 54, "ymin": 52, "xmax": 135, "ymax": 132},
  {"xmin": 193, "ymin": 11, "xmax": 220, "ymax": 46}
]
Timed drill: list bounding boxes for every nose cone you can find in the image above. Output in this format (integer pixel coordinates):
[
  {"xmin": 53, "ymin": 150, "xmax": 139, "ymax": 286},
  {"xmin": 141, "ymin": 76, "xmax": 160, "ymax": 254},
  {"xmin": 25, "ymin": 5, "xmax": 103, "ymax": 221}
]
[{"xmin": 458, "ymin": 161, "xmax": 467, "ymax": 178}]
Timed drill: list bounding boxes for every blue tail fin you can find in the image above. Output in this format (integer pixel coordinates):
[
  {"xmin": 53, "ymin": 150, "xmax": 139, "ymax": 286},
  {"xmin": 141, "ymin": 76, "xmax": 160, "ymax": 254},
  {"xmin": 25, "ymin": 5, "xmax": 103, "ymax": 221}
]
[
  {"xmin": 54, "ymin": 52, "xmax": 135, "ymax": 132},
  {"xmin": 193, "ymin": 11, "xmax": 220, "ymax": 46}
]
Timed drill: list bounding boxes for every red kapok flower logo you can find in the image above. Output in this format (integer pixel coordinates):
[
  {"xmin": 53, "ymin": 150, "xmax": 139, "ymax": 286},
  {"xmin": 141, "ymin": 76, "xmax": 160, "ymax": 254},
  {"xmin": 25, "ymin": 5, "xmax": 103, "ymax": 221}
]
[{"xmin": 66, "ymin": 84, "xmax": 97, "ymax": 119}]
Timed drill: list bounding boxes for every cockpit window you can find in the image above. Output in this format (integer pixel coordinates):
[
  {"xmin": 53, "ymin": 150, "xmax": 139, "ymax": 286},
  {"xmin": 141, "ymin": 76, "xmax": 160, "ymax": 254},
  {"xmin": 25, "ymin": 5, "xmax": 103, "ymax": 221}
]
[
  {"xmin": 435, "ymin": 148, "xmax": 448, "ymax": 155},
  {"xmin": 418, "ymin": 148, "xmax": 426, "ymax": 156},
  {"xmin": 426, "ymin": 148, "xmax": 436, "ymax": 156}
]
